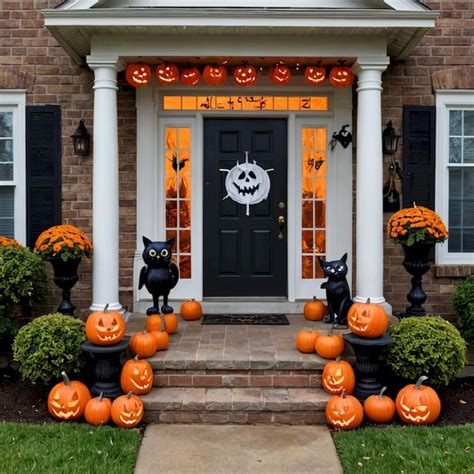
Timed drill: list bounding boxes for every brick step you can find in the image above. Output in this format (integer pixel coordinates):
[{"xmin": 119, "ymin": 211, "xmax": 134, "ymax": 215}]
[
  {"xmin": 153, "ymin": 369, "xmax": 322, "ymax": 388},
  {"xmin": 141, "ymin": 387, "xmax": 330, "ymax": 425}
]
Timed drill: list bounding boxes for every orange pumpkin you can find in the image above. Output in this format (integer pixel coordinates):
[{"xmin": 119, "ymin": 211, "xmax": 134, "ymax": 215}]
[
  {"xmin": 364, "ymin": 386, "xmax": 395, "ymax": 424},
  {"xmin": 347, "ymin": 298, "xmax": 388, "ymax": 339},
  {"xmin": 329, "ymin": 64, "xmax": 354, "ymax": 88},
  {"xmin": 304, "ymin": 296, "xmax": 326, "ymax": 321},
  {"xmin": 86, "ymin": 304, "xmax": 126, "ymax": 345},
  {"xmin": 48, "ymin": 371, "xmax": 91, "ymax": 421},
  {"xmin": 295, "ymin": 329, "xmax": 320, "ymax": 353},
  {"xmin": 315, "ymin": 325, "xmax": 345, "ymax": 359},
  {"xmin": 84, "ymin": 392, "xmax": 112, "ymax": 426},
  {"xmin": 111, "ymin": 392, "xmax": 144, "ymax": 429},
  {"xmin": 322, "ymin": 357, "xmax": 355, "ymax": 395},
  {"xmin": 146, "ymin": 314, "xmax": 163, "ymax": 332},
  {"xmin": 156, "ymin": 63, "xmax": 179, "ymax": 86},
  {"xmin": 326, "ymin": 389, "xmax": 363, "ymax": 430},
  {"xmin": 129, "ymin": 331, "xmax": 158, "ymax": 358},
  {"xmin": 151, "ymin": 329, "xmax": 169, "ymax": 351},
  {"xmin": 121, "ymin": 355, "xmax": 153, "ymax": 395},
  {"xmin": 164, "ymin": 313, "xmax": 179, "ymax": 334},
  {"xmin": 203, "ymin": 64, "xmax": 228, "ymax": 86},
  {"xmin": 270, "ymin": 65, "xmax": 291, "ymax": 86},
  {"xmin": 233, "ymin": 64, "xmax": 257, "ymax": 86},
  {"xmin": 181, "ymin": 66, "xmax": 201, "ymax": 86},
  {"xmin": 305, "ymin": 65, "xmax": 326, "ymax": 86},
  {"xmin": 180, "ymin": 299, "xmax": 203, "ymax": 321},
  {"xmin": 395, "ymin": 376, "xmax": 441, "ymax": 425},
  {"xmin": 125, "ymin": 64, "xmax": 151, "ymax": 88}
]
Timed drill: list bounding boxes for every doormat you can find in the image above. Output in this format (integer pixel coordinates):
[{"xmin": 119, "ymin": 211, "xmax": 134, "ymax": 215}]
[{"xmin": 202, "ymin": 314, "xmax": 289, "ymax": 325}]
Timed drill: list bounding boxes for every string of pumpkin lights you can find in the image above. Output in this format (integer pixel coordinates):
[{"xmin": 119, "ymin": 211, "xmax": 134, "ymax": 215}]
[{"xmin": 125, "ymin": 60, "xmax": 354, "ymax": 88}]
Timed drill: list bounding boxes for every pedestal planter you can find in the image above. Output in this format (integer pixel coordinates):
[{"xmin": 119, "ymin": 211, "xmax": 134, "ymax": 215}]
[
  {"xmin": 401, "ymin": 240, "xmax": 435, "ymax": 317},
  {"xmin": 82, "ymin": 337, "xmax": 130, "ymax": 399},
  {"xmin": 47, "ymin": 257, "xmax": 81, "ymax": 316},
  {"xmin": 343, "ymin": 333, "xmax": 394, "ymax": 402}
]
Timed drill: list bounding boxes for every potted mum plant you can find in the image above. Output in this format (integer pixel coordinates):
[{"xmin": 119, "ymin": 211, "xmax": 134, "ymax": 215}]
[
  {"xmin": 34, "ymin": 224, "xmax": 93, "ymax": 316},
  {"xmin": 387, "ymin": 204, "xmax": 448, "ymax": 317}
]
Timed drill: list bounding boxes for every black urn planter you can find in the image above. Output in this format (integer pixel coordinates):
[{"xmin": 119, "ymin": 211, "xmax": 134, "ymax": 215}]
[
  {"xmin": 47, "ymin": 256, "xmax": 81, "ymax": 316},
  {"xmin": 400, "ymin": 240, "xmax": 435, "ymax": 318}
]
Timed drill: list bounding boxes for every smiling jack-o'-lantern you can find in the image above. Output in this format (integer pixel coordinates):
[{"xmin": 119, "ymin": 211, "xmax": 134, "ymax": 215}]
[
  {"xmin": 326, "ymin": 389, "xmax": 363, "ymax": 430},
  {"xmin": 48, "ymin": 371, "xmax": 91, "ymax": 421},
  {"xmin": 111, "ymin": 392, "xmax": 144, "ymax": 428},
  {"xmin": 305, "ymin": 65, "xmax": 326, "ymax": 86},
  {"xmin": 364, "ymin": 386, "xmax": 395, "ymax": 423},
  {"xmin": 126, "ymin": 64, "xmax": 151, "ymax": 88},
  {"xmin": 156, "ymin": 63, "xmax": 179, "ymax": 86},
  {"xmin": 347, "ymin": 298, "xmax": 388, "ymax": 339},
  {"xmin": 395, "ymin": 376, "xmax": 441, "ymax": 425},
  {"xmin": 86, "ymin": 304, "xmax": 126, "ymax": 345},
  {"xmin": 322, "ymin": 357, "xmax": 355, "ymax": 395},
  {"xmin": 329, "ymin": 63, "xmax": 354, "ymax": 88},
  {"xmin": 181, "ymin": 66, "xmax": 201, "ymax": 86},
  {"xmin": 84, "ymin": 392, "xmax": 112, "ymax": 426},
  {"xmin": 270, "ymin": 65, "xmax": 291, "ymax": 86},
  {"xmin": 203, "ymin": 64, "xmax": 228, "ymax": 86},
  {"xmin": 121, "ymin": 355, "xmax": 153, "ymax": 395},
  {"xmin": 233, "ymin": 64, "xmax": 257, "ymax": 86}
]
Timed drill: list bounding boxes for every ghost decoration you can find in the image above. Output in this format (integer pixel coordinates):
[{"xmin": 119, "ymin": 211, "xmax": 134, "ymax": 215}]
[{"xmin": 220, "ymin": 151, "xmax": 273, "ymax": 216}]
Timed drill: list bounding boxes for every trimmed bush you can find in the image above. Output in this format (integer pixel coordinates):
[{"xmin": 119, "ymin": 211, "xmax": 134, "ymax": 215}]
[
  {"xmin": 451, "ymin": 276, "xmax": 474, "ymax": 345},
  {"xmin": 385, "ymin": 316, "xmax": 466, "ymax": 387},
  {"xmin": 13, "ymin": 314, "xmax": 87, "ymax": 386}
]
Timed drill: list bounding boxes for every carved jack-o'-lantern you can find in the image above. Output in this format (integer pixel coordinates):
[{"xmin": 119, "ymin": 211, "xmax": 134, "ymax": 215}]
[
  {"xmin": 305, "ymin": 65, "xmax": 326, "ymax": 86},
  {"xmin": 86, "ymin": 304, "xmax": 126, "ymax": 345},
  {"xmin": 121, "ymin": 355, "xmax": 153, "ymax": 395},
  {"xmin": 325, "ymin": 389, "xmax": 364, "ymax": 430},
  {"xmin": 125, "ymin": 64, "xmax": 151, "ymax": 88},
  {"xmin": 156, "ymin": 64, "xmax": 179, "ymax": 86},
  {"xmin": 395, "ymin": 376, "xmax": 441, "ymax": 425},
  {"xmin": 347, "ymin": 298, "xmax": 388, "ymax": 339},
  {"xmin": 329, "ymin": 64, "xmax": 354, "ymax": 88},
  {"xmin": 48, "ymin": 371, "xmax": 91, "ymax": 421},
  {"xmin": 322, "ymin": 357, "xmax": 355, "ymax": 395},
  {"xmin": 233, "ymin": 64, "xmax": 257, "ymax": 86},
  {"xmin": 270, "ymin": 65, "xmax": 291, "ymax": 85},
  {"xmin": 111, "ymin": 392, "xmax": 144, "ymax": 428},
  {"xmin": 203, "ymin": 64, "xmax": 228, "ymax": 86},
  {"xmin": 181, "ymin": 66, "xmax": 201, "ymax": 86}
]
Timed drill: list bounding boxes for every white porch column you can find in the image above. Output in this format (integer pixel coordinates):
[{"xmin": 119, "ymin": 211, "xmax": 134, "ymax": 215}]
[
  {"xmin": 87, "ymin": 55, "xmax": 125, "ymax": 311},
  {"xmin": 353, "ymin": 57, "xmax": 392, "ymax": 313}
]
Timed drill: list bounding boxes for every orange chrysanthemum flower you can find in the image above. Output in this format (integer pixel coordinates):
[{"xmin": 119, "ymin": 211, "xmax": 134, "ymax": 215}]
[{"xmin": 0, "ymin": 236, "xmax": 22, "ymax": 248}]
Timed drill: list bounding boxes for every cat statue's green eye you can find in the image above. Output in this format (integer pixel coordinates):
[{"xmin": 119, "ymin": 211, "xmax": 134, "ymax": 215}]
[
  {"xmin": 149, "ymin": 249, "xmax": 157, "ymax": 257},
  {"xmin": 160, "ymin": 249, "xmax": 169, "ymax": 257}
]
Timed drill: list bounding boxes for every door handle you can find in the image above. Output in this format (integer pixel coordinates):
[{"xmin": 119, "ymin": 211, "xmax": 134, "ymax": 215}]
[{"xmin": 278, "ymin": 215, "xmax": 285, "ymax": 240}]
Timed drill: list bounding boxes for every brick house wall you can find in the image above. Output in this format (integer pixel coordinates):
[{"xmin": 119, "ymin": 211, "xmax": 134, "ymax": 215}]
[{"xmin": 1, "ymin": 1, "xmax": 472, "ymax": 316}]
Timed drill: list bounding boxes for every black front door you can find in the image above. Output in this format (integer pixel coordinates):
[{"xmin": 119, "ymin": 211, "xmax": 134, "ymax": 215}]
[{"xmin": 203, "ymin": 119, "xmax": 287, "ymax": 297}]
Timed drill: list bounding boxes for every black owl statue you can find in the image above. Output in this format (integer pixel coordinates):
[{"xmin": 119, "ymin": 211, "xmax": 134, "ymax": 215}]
[
  {"xmin": 139, "ymin": 236, "xmax": 180, "ymax": 315},
  {"xmin": 318, "ymin": 253, "xmax": 353, "ymax": 325}
]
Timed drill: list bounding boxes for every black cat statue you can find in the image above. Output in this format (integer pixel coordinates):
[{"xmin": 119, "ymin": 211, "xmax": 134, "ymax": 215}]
[
  {"xmin": 318, "ymin": 253, "xmax": 353, "ymax": 325},
  {"xmin": 139, "ymin": 236, "xmax": 180, "ymax": 315}
]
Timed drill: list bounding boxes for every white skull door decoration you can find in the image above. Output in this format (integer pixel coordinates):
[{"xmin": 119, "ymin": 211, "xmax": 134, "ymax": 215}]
[{"xmin": 220, "ymin": 151, "xmax": 274, "ymax": 216}]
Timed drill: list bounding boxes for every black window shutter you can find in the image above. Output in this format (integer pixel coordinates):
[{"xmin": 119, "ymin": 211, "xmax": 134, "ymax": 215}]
[
  {"xmin": 402, "ymin": 105, "xmax": 436, "ymax": 209},
  {"xmin": 26, "ymin": 105, "xmax": 62, "ymax": 247}
]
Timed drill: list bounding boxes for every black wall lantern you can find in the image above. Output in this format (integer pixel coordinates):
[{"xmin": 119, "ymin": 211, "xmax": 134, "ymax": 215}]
[
  {"xmin": 382, "ymin": 121, "xmax": 401, "ymax": 155},
  {"xmin": 71, "ymin": 120, "xmax": 90, "ymax": 156}
]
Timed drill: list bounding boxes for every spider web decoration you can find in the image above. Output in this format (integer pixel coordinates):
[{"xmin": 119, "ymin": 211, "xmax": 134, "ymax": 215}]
[{"xmin": 220, "ymin": 151, "xmax": 274, "ymax": 216}]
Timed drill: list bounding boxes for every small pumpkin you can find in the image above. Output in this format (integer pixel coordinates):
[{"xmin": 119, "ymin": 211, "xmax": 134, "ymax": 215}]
[
  {"xmin": 146, "ymin": 314, "xmax": 163, "ymax": 332},
  {"xmin": 86, "ymin": 304, "xmax": 126, "ymax": 345},
  {"xmin": 395, "ymin": 376, "xmax": 441, "ymax": 425},
  {"xmin": 151, "ymin": 329, "xmax": 169, "ymax": 351},
  {"xmin": 322, "ymin": 356, "xmax": 355, "ymax": 395},
  {"xmin": 304, "ymin": 296, "xmax": 325, "ymax": 321},
  {"xmin": 125, "ymin": 63, "xmax": 151, "ymax": 88},
  {"xmin": 364, "ymin": 386, "xmax": 395, "ymax": 424},
  {"xmin": 203, "ymin": 64, "xmax": 227, "ymax": 86},
  {"xmin": 305, "ymin": 65, "xmax": 326, "ymax": 86},
  {"xmin": 180, "ymin": 299, "xmax": 203, "ymax": 321},
  {"xmin": 233, "ymin": 64, "xmax": 257, "ymax": 86},
  {"xmin": 121, "ymin": 355, "xmax": 153, "ymax": 395},
  {"xmin": 84, "ymin": 392, "xmax": 112, "ymax": 426},
  {"xmin": 164, "ymin": 313, "xmax": 179, "ymax": 334},
  {"xmin": 315, "ymin": 325, "xmax": 345, "ymax": 359},
  {"xmin": 295, "ymin": 328, "xmax": 320, "ymax": 353},
  {"xmin": 111, "ymin": 392, "xmax": 144, "ymax": 429},
  {"xmin": 270, "ymin": 64, "xmax": 291, "ymax": 86},
  {"xmin": 326, "ymin": 389, "xmax": 363, "ymax": 430},
  {"xmin": 48, "ymin": 371, "xmax": 91, "ymax": 421},
  {"xmin": 181, "ymin": 66, "xmax": 201, "ymax": 86},
  {"xmin": 156, "ymin": 63, "xmax": 179, "ymax": 86},
  {"xmin": 130, "ymin": 331, "xmax": 158, "ymax": 358},
  {"xmin": 329, "ymin": 62, "xmax": 354, "ymax": 88},
  {"xmin": 347, "ymin": 298, "xmax": 388, "ymax": 339}
]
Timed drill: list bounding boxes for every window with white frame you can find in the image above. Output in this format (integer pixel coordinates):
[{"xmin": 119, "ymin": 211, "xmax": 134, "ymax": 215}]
[
  {"xmin": 436, "ymin": 91, "xmax": 474, "ymax": 264},
  {"xmin": 0, "ymin": 92, "xmax": 26, "ymax": 243}
]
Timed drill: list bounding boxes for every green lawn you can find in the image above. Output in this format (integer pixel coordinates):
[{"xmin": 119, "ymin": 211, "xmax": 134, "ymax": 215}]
[
  {"xmin": 333, "ymin": 424, "xmax": 474, "ymax": 474},
  {"xmin": 0, "ymin": 422, "xmax": 141, "ymax": 474}
]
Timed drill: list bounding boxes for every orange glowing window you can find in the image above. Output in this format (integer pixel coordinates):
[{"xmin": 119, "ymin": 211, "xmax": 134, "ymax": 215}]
[
  {"xmin": 301, "ymin": 127, "xmax": 327, "ymax": 279},
  {"xmin": 165, "ymin": 127, "xmax": 192, "ymax": 279}
]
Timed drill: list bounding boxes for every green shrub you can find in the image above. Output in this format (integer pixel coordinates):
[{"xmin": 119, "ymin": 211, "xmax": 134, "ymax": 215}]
[
  {"xmin": 13, "ymin": 313, "xmax": 87, "ymax": 385},
  {"xmin": 0, "ymin": 246, "xmax": 49, "ymax": 317},
  {"xmin": 451, "ymin": 276, "xmax": 474, "ymax": 345},
  {"xmin": 385, "ymin": 316, "xmax": 466, "ymax": 387}
]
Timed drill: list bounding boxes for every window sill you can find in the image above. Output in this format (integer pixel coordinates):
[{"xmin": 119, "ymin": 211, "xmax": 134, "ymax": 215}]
[{"xmin": 434, "ymin": 265, "xmax": 474, "ymax": 278}]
